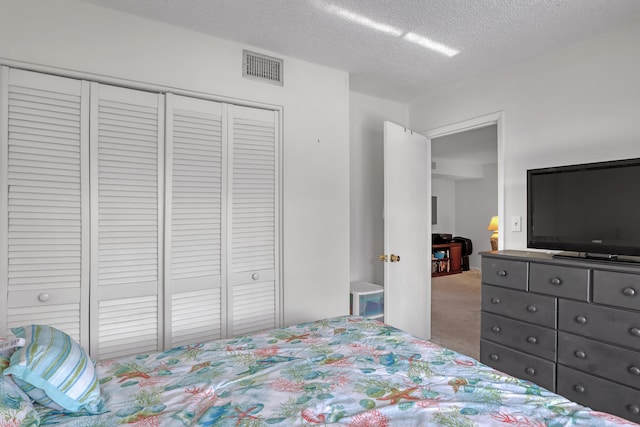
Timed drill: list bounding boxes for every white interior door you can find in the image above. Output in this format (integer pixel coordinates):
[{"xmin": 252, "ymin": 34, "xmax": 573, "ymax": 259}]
[
  {"xmin": 90, "ymin": 83, "xmax": 164, "ymax": 359},
  {"xmin": 383, "ymin": 121, "xmax": 431, "ymax": 339},
  {"xmin": 164, "ymin": 94, "xmax": 226, "ymax": 349},
  {"xmin": 227, "ymin": 105, "xmax": 280, "ymax": 337},
  {"xmin": 1, "ymin": 68, "xmax": 89, "ymax": 347}
]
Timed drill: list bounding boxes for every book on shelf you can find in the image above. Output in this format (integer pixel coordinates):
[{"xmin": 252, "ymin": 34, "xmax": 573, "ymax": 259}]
[{"xmin": 432, "ymin": 258, "xmax": 451, "ymax": 273}]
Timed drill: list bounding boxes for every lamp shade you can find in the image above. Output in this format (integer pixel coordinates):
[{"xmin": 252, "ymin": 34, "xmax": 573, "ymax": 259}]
[{"xmin": 487, "ymin": 216, "xmax": 499, "ymax": 231}]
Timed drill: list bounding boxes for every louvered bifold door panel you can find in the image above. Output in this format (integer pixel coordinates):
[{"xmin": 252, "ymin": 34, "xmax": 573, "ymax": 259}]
[
  {"xmin": 165, "ymin": 94, "xmax": 225, "ymax": 349},
  {"xmin": 90, "ymin": 83, "xmax": 164, "ymax": 360},
  {"xmin": 1, "ymin": 68, "xmax": 89, "ymax": 346},
  {"xmin": 228, "ymin": 105, "xmax": 279, "ymax": 337}
]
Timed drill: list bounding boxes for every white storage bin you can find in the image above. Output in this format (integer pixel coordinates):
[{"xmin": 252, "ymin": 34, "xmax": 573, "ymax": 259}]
[{"xmin": 350, "ymin": 281, "xmax": 384, "ymax": 321}]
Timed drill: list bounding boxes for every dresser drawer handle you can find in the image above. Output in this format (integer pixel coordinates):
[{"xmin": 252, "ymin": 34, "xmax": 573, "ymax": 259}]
[
  {"xmin": 251, "ymin": 272, "xmax": 260, "ymax": 280},
  {"xmin": 37, "ymin": 293, "xmax": 50, "ymax": 303},
  {"xmin": 490, "ymin": 354, "xmax": 499, "ymax": 361},
  {"xmin": 574, "ymin": 350, "xmax": 587, "ymax": 359},
  {"xmin": 491, "ymin": 326, "xmax": 501, "ymax": 333},
  {"xmin": 491, "ymin": 297, "xmax": 501, "ymax": 304},
  {"xmin": 526, "ymin": 305, "xmax": 537, "ymax": 313},
  {"xmin": 497, "ymin": 270, "xmax": 507, "ymax": 277},
  {"xmin": 525, "ymin": 367, "xmax": 536, "ymax": 376},
  {"xmin": 575, "ymin": 315, "xmax": 588, "ymax": 324},
  {"xmin": 550, "ymin": 277, "xmax": 562, "ymax": 286},
  {"xmin": 629, "ymin": 366, "xmax": 640, "ymax": 376},
  {"xmin": 628, "ymin": 404, "xmax": 640, "ymax": 415},
  {"xmin": 573, "ymin": 385, "xmax": 586, "ymax": 393},
  {"xmin": 526, "ymin": 336, "xmax": 538, "ymax": 344},
  {"xmin": 630, "ymin": 327, "xmax": 640, "ymax": 337},
  {"xmin": 623, "ymin": 287, "xmax": 636, "ymax": 297}
]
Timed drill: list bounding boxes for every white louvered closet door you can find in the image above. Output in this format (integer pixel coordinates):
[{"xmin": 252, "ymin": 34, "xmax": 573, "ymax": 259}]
[
  {"xmin": 228, "ymin": 105, "xmax": 279, "ymax": 336},
  {"xmin": 90, "ymin": 83, "xmax": 164, "ymax": 359},
  {"xmin": 0, "ymin": 68, "xmax": 89, "ymax": 347},
  {"xmin": 165, "ymin": 94, "xmax": 226, "ymax": 349}
]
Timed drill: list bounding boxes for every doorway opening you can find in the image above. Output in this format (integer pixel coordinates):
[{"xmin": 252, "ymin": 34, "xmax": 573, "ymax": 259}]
[
  {"xmin": 424, "ymin": 111, "xmax": 504, "ymax": 246},
  {"xmin": 422, "ymin": 112, "xmax": 503, "ymax": 358}
]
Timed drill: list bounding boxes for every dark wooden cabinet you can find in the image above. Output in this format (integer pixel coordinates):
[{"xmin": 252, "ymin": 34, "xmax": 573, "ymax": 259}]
[
  {"xmin": 480, "ymin": 250, "xmax": 640, "ymax": 424},
  {"xmin": 431, "ymin": 243, "xmax": 462, "ymax": 277}
]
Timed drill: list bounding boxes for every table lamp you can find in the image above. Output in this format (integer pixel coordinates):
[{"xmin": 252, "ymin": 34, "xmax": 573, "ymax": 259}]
[{"xmin": 487, "ymin": 216, "xmax": 499, "ymax": 251}]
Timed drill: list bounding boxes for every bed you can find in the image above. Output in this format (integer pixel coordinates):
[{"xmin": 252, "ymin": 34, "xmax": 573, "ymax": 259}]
[{"xmin": 2, "ymin": 316, "xmax": 636, "ymax": 426}]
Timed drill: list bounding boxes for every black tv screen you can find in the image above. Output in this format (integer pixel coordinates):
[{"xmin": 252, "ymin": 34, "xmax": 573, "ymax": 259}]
[{"xmin": 527, "ymin": 157, "xmax": 640, "ymax": 258}]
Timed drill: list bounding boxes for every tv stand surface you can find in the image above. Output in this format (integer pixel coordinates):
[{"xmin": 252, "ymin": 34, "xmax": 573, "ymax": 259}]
[{"xmin": 553, "ymin": 251, "xmax": 640, "ymax": 264}]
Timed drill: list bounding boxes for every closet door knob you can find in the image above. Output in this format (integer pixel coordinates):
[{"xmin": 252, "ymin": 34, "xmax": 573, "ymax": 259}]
[
  {"xmin": 251, "ymin": 272, "xmax": 260, "ymax": 280},
  {"xmin": 623, "ymin": 287, "xmax": 636, "ymax": 297},
  {"xmin": 629, "ymin": 366, "xmax": 640, "ymax": 376},
  {"xmin": 573, "ymin": 385, "xmax": 586, "ymax": 393},
  {"xmin": 575, "ymin": 350, "xmax": 587, "ymax": 359},
  {"xmin": 575, "ymin": 315, "xmax": 587, "ymax": 324},
  {"xmin": 38, "ymin": 293, "xmax": 50, "ymax": 302}
]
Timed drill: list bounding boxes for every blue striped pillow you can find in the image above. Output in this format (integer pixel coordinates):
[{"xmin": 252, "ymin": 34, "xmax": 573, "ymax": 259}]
[{"xmin": 4, "ymin": 325, "xmax": 105, "ymax": 414}]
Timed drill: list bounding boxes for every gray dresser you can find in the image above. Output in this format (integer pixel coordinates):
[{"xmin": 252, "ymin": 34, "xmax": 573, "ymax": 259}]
[{"xmin": 480, "ymin": 250, "xmax": 640, "ymax": 423}]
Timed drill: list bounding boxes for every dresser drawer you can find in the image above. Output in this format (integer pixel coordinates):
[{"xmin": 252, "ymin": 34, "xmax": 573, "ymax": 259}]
[
  {"xmin": 558, "ymin": 331, "xmax": 640, "ymax": 390},
  {"xmin": 529, "ymin": 263, "xmax": 589, "ymax": 300},
  {"xmin": 557, "ymin": 365, "xmax": 640, "ymax": 424},
  {"xmin": 593, "ymin": 270, "xmax": 640, "ymax": 311},
  {"xmin": 481, "ymin": 339, "xmax": 555, "ymax": 391},
  {"xmin": 482, "ymin": 285, "xmax": 556, "ymax": 328},
  {"xmin": 481, "ymin": 312, "xmax": 556, "ymax": 360},
  {"xmin": 481, "ymin": 257, "xmax": 527, "ymax": 290},
  {"xmin": 559, "ymin": 299, "xmax": 640, "ymax": 351}
]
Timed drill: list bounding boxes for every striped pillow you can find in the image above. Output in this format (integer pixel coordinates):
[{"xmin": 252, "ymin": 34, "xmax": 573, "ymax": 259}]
[{"xmin": 4, "ymin": 325, "xmax": 105, "ymax": 414}]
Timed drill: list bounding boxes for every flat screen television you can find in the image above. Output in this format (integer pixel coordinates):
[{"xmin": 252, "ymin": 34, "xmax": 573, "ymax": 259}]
[{"xmin": 527, "ymin": 157, "xmax": 640, "ymax": 261}]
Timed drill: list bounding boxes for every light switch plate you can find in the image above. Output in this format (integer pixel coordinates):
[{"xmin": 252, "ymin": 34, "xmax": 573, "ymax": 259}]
[{"xmin": 511, "ymin": 215, "xmax": 522, "ymax": 232}]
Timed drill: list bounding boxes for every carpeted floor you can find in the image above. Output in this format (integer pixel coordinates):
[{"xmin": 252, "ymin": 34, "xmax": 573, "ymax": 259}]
[{"xmin": 430, "ymin": 270, "xmax": 481, "ymax": 359}]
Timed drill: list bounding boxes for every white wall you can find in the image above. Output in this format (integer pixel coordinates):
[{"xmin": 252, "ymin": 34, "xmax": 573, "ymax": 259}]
[
  {"xmin": 455, "ymin": 163, "xmax": 498, "ymax": 269},
  {"xmin": 431, "ymin": 179, "xmax": 456, "ymax": 234},
  {"xmin": 350, "ymin": 92, "xmax": 408, "ymax": 286},
  {"xmin": 0, "ymin": 0, "xmax": 350, "ymax": 326},
  {"xmin": 432, "ymin": 159, "xmax": 484, "ymax": 180},
  {"xmin": 410, "ymin": 19, "xmax": 640, "ymax": 251}
]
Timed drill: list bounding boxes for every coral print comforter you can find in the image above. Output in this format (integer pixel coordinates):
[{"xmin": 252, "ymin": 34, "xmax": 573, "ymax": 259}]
[{"xmin": 36, "ymin": 316, "xmax": 634, "ymax": 426}]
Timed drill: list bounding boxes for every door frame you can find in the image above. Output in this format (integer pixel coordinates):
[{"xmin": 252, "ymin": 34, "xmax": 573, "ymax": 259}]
[{"xmin": 421, "ymin": 111, "xmax": 505, "ymax": 250}]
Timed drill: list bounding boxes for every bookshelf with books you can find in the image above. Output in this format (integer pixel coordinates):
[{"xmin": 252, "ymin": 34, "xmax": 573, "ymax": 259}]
[{"xmin": 431, "ymin": 242, "xmax": 463, "ymax": 277}]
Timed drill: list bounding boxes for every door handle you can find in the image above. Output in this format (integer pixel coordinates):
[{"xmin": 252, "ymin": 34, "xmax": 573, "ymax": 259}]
[{"xmin": 379, "ymin": 254, "xmax": 401, "ymax": 262}]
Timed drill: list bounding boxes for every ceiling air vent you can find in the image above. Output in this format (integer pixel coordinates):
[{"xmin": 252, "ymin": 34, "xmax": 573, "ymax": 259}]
[{"xmin": 243, "ymin": 50, "xmax": 283, "ymax": 86}]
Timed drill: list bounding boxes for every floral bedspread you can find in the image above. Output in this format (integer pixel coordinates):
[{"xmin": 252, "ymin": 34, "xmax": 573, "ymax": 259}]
[{"xmin": 37, "ymin": 316, "xmax": 634, "ymax": 426}]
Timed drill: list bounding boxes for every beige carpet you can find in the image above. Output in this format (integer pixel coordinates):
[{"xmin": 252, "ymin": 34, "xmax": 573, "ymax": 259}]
[{"xmin": 430, "ymin": 270, "xmax": 481, "ymax": 359}]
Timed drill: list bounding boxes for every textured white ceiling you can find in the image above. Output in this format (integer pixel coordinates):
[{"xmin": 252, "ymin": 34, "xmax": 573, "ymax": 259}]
[{"xmin": 80, "ymin": 0, "xmax": 640, "ymax": 103}]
